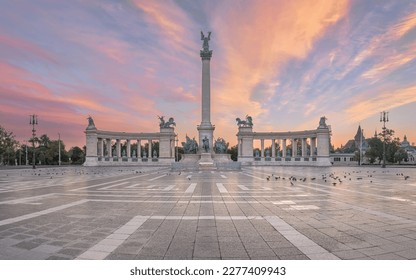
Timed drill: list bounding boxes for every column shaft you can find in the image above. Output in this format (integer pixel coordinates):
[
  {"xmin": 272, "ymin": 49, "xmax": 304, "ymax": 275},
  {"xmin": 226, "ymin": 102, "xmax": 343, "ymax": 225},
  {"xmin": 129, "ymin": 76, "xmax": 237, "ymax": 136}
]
[
  {"xmin": 301, "ymin": 138, "xmax": 306, "ymax": 157},
  {"xmin": 107, "ymin": 139, "xmax": 112, "ymax": 157},
  {"xmin": 282, "ymin": 139, "xmax": 287, "ymax": 158},
  {"xmin": 116, "ymin": 139, "xmax": 121, "ymax": 158},
  {"xmin": 292, "ymin": 139, "xmax": 296, "ymax": 157},
  {"xmin": 127, "ymin": 140, "xmax": 131, "ymax": 157}
]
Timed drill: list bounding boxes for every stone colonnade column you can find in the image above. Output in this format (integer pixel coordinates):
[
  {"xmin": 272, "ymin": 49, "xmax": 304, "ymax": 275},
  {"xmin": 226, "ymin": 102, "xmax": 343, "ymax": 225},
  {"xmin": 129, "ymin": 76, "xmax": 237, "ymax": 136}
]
[
  {"xmin": 292, "ymin": 139, "xmax": 297, "ymax": 157},
  {"xmin": 139, "ymin": 140, "xmax": 143, "ymax": 157},
  {"xmin": 260, "ymin": 139, "xmax": 265, "ymax": 158},
  {"xmin": 106, "ymin": 139, "xmax": 111, "ymax": 157},
  {"xmin": 148, "ymin": 140, "xmax": 152, "ymax": 158},
  {"xmin": 301, "ymin": 138, "xmax": 306, "ymax": 158},
  {"xmin": 116, "ymin": 139, "xmax": 121, "ymax": 157},
  {"xmin": 311, "ymin": 138, "xmax": 316, "ymax": 156},
  {"xmin": 127, "ymin": 139, "xmax": 131, "ymax": 158},
  {"xmin": 271, "ymin": 139, "xmax": 276, "ymax": 159},
  {"xmin": 282, "ymin": 139, "xmax": 287, "ymax": 158}
]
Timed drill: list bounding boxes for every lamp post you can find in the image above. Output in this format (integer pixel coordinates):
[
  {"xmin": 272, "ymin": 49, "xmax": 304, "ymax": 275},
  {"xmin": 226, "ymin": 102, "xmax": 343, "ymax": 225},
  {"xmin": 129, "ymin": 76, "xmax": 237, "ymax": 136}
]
[
  {"xmin": 58, "ymin": 133, "xmax": 61, "ymax": 166},
  {"xmin": 380, "ymin": 111, "xmax": 389, "ymax": 168},
  {"xmin": 24, "ymin": 140, "xmax": 28, "ymax": 165},
  {"xmin": 359, "ymin": 128, "xmax": 363, "ymax": 166},
  {"xmin": 175, "ymin": 134, "xmax": 179, "ymax": 162},
  {"xmin": 29, "ymin": 114, "xmax": 38, "ymax": 169}
]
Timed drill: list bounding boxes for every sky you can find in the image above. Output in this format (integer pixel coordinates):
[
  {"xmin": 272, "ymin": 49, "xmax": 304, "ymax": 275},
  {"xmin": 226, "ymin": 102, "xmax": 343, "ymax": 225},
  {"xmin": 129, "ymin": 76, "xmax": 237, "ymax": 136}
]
[{"xmin": 0, "ymin": 0, "xmax": 415, "ymax": 149}]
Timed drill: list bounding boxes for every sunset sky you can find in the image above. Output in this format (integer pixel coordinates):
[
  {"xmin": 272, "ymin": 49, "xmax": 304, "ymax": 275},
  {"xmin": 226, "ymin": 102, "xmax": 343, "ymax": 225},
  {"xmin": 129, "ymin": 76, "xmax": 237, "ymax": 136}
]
[{"xmin": 1, "ymin": 0, "xmax": 415, "ymax": 149}]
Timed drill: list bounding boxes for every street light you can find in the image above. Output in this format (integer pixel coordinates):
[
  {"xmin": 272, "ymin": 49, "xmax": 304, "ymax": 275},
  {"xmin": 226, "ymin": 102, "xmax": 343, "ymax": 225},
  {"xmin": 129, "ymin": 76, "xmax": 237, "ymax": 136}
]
[
  {"xmin": 359, "ymin": 127, "xmax": 363, "ymax": 166},
  {"xmin": 58, "ymin": 133, "xmax": 61, "ymax": 166},
  {"xmin": 175, "ymin": 134, "xmax": 179, "ymax": 162},
  {"xmin": 380, "ymin": 111, "xmax": 389, "ymax": 168},
  {"xmin": 29, "ymin": 114, "xmax": 38, "ymax": 169},
  {"xmin": 24, "ymin": 140, "xmax": 28, "ymax": 165}
]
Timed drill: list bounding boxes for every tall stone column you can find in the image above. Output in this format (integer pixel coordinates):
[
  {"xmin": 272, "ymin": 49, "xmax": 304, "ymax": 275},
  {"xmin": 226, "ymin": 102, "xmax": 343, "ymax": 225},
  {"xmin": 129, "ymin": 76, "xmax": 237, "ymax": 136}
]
[
  {"xmin": 197, "ymin": 31, "xmax": 215, "ymax": 153},
  {"xmin": 271, "ymin": 139, "xmax": 276, "ymax": 159}
]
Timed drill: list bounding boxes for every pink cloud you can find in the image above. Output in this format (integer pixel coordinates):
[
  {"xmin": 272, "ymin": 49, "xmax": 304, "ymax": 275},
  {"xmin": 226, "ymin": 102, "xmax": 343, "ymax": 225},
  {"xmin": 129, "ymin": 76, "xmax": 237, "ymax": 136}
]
[{"xmin": 0, "ymin": 33, "xmax": 58, "ymax": 64}]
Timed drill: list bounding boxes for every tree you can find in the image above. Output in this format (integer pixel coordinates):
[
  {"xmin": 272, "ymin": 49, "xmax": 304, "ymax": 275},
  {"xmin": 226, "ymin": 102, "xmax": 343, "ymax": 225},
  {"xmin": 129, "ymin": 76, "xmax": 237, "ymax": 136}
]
[
  {"xmin": 227, "ymin": 145, "xmax": 238, "ymax": 161},
  {"xmin": 0, "ymin": 125, "xmax": 19, "ymax": 165},
  {"xmin": 394, "ymin": 148, "xmax": 408, "ymax": 164},
  {"xmin": 45, "ymin": 140, "xmax": 68, "ymax": 164},
  {"xmin": 366, "ymin": 137, "xmax": 383, "ymax": 164},
  {"xmin": 69, "ymin": 146, "xmax": 85, "ymax": 164},
  {"xmin": 366, "ymin": 129, "xmax": 401, "ymax": 165},
  {"xmin": 39, "ymin": 134, "xmax": 51, "ymax": 148}
]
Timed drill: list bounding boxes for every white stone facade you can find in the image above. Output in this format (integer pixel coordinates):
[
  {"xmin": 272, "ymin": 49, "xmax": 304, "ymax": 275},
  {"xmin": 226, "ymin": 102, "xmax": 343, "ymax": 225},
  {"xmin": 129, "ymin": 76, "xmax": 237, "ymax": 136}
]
[
  {"xmin": 84, "ymin": 125, "xmax": 176, "ymax": 166},
  {"xmin": 236, "ymin": 119, "xmax": 331, "ymax": 166}
]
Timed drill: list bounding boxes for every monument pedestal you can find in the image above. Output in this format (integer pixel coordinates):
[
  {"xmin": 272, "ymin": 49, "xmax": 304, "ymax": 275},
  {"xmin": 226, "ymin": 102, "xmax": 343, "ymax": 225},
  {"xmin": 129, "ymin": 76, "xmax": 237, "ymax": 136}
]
[{"xmin": 198, "ymin": 152, "xmax": 215, "ymax": 170}]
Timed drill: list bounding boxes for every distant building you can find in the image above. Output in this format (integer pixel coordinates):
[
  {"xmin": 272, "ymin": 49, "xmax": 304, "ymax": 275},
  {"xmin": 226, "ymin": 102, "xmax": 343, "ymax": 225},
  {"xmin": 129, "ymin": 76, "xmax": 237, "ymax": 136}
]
[
  {"xmin": 400, "ymin": 135, "xmax": 416, "ymax": 163},
  {"xmin": 331, "ymin": 125, "xmax": 368, "ymax": 165}
]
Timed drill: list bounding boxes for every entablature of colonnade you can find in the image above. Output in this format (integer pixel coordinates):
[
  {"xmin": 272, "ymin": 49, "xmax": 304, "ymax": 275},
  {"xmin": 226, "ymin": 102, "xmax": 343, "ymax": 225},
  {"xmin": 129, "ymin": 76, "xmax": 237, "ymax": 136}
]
[
  {"xmin": 95, "ymin": 130, "xmax": 174, "ymax": 140},
  {"xmin": 239, "ymin": 130, "xmax": 319, "ymax": 139}
]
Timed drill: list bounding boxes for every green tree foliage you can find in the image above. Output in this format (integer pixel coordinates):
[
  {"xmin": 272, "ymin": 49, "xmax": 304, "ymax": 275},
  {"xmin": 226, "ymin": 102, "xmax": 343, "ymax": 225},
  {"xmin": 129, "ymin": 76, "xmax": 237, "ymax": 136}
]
[
  {"xmin": 365, "ymin": 129, "xmax": 402, "ymax": 164},
  {"xmin": 0, "ymin": 125, "xmax": 19, "ymax": 165},
  {"xmin": 394, "ymin": 148, "xmax": 408, "ymax": 164},
  {"xmin": 365, "ymin": 137, "xmax": 383, "ymax": 164},
  {"xmin": 45, "ymin": 140, "xmax": 68, "ymax": 164},
  {"xmin": 39, "ymin": 134, "xmax": 51, "ymax": 147},
  {"xmin": 227, "ymin": 145, "xmax": 238, "ymax": 161},
  {"xmin": 68, "ymin": 146, "xmax": 85, "ymax": 164}
]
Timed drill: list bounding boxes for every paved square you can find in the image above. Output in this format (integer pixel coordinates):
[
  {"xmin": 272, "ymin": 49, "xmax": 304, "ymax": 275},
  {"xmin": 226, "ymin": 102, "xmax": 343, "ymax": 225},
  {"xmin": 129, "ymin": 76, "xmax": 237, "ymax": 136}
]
[{"xmin": 1, "ymin": 165, "xmax": 416, "ymax": 260}]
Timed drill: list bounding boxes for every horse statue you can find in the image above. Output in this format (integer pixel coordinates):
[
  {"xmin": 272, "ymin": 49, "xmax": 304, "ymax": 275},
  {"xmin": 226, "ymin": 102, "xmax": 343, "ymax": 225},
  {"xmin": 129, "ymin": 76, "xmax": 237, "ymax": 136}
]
[
  {"xmin": 214, "ymin": 137, "xmax": 229, "ymax": 154},
  {"xmin": 158, "ymin": 115, "xmax": 165, "ymax": 127},
  {"xmin": 182, "ymin": 135, "xmax": 198, "ymax": 154},
  {"xmin": 236, "ymin": 115, "xmax": 253, "ymax": 127}
]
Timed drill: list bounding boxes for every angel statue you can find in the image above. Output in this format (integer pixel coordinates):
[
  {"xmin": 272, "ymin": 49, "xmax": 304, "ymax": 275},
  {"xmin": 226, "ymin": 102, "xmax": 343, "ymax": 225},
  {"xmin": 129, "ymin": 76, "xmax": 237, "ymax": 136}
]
[{"xmin": 201, "ymin": 31, "xmax": 211, "ymax": 51}]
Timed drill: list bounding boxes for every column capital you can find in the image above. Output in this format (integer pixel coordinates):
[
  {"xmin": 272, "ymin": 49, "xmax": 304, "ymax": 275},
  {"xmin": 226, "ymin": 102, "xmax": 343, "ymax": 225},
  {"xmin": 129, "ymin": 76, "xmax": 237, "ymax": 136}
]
[{"xmin": 200, "ymin": 50, "xmax": 212, "ymax": 60}]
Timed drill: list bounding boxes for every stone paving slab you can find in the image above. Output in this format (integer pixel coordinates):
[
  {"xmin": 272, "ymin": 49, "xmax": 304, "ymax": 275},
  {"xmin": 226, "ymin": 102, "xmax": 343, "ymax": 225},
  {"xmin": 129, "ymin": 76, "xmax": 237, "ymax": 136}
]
[{"xmin": 1, "ymin": 165, "xmax": 416, "ymax": 259}]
